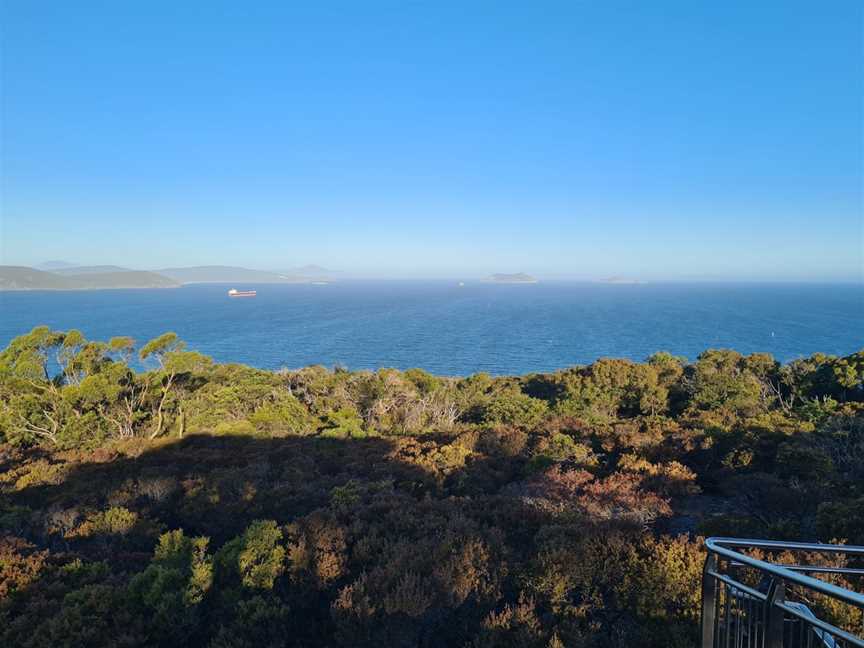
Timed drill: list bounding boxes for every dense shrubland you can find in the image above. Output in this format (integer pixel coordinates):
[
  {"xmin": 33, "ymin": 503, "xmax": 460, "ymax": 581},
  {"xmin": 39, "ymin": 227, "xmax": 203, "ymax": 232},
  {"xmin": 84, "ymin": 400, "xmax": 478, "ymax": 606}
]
[{"xmin": 0, "ymin": 326, "xmax": 862, "ymax": 646}]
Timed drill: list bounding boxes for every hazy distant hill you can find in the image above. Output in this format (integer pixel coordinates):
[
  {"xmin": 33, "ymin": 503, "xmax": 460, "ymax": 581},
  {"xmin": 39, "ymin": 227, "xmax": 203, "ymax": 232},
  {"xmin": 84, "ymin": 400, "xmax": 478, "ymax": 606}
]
[
  {"xmin": 287, "ymin": 264, "xmax": 337, "ymax": 277},
  {"xmin": 52, "ymin": 265, "xmax": 133, "ymax": 275},
  {"xmin": 157, "ymin": 265, "xmax": 310, "ymax": 283},
  {"xmin": 0, "ymin": 266, "xmax": 80, "ymax": 290},
  {"xmin": 0, "ymin": 266, "xmax": 179, "ymax": 290},
  {"xmin": 35, "ymin": 260, "xmax": 80, "ymax": 271},
  {"xmin": 71, "ymin": 271, "xmax": 179, "ymax": 289},
  {"xmin": 484, "ymin": 273, "xmax": 538, "ymax": 284},
  {"xmin": 2, "ymin": 264, "xmax": 328, "ymax": 289}
]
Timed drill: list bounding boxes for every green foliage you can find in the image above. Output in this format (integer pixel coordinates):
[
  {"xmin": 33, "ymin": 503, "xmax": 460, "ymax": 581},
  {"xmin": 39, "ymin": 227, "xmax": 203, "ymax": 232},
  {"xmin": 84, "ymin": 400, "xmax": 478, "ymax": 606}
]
[
  {"xmin": 834, "ymin": 351, "xmax": 864, "ymax": 385},
  {"xmin": 12, "ymin": 459, "xmax": 66, "ymax": 489},
  {"xmin": 218, "ymin": 520, "xmax": 285, "ymax": 590},
  {"xmin": 108, "ymin": 335, "xmax": 136, "ymax": 359},
  {"xmin": 320, "ymin": 407, "xmax": 367, "ymax": 438},
  {"xmin": 214, "ymin": 419, "xmax": 257, "ymax": 436},
  {"xmin": 0, "ymin": 326, "xmax": 64, "ymax": 382},
  {"xmin": 817, "ymin": 498, "xmax": 864, "ymax": 544},
  {"xmin": 185, "ymin": 366, "xmax": 313, "ymax": 437},
  {"xmin": 775, "ymin": 443, "xmax": 834, "ymax": 480},
  {"xmin": 551, "ymin": 358, "xmax": 672, "ymax": 420},
  {"xmin": 153, "ymin": 530, "xmax": 214, "ymax": 603},
  {"xmin": 529, "ymin": 431, "xmax": 597, "ymax": 472},
  {"xmin": 482, "ymin": 389, "xmax": 548, "ymax": 427},
  {"xmin": 139, "ymin": 332, "xmax": 184, "ymax": 364},
  {"xmin": 210, "ymin": 595, "xmax": 292, "ymax": 648},
  {"xmin": 74, "ymin": 506, "xmax": 138, "ymax": 537},
  {"xmin": 688, "ymin": 349, "xmax": 765, "ymax": 414},
  {"xmin": 248, "ymin": 392, "xmax": 314, "ymax": 436},
  {"xmin": 2, "ymin": 330, "xmax": 863, "ymax": 647},
  {"xmin": 127, "ymin": 529, "xmax": 214, "ymax": 644},
  {"xmin": 15, "ymin": 583, "xmax": 143, "ymax": 647},
  {"xmin": 403, "ymin": 367, "xmax": 441, "ymax": 394}
]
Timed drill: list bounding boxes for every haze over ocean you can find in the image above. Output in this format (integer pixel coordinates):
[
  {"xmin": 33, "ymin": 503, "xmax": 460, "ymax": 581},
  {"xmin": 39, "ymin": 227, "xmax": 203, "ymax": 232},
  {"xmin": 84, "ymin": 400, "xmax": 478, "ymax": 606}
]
[{"xmin": 2, "ymin": 281, "xmax": 860, "ymax": 375}]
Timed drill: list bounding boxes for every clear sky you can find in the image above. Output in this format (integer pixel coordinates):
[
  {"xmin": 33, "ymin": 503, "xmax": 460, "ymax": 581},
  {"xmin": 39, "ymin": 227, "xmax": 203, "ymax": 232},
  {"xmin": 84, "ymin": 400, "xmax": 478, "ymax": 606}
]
[{"xmin": 1, "ymin": 1, "xmax": 861, "ymax": 280}]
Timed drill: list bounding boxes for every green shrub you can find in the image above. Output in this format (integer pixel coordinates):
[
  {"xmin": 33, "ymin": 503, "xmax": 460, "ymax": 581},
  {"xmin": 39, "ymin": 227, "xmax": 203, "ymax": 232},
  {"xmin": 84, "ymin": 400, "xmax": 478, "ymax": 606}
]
[
  {"xmin": 482, "ymin": 391, "xmax": 548, "ymax": 428},
  {"xmin": 319, "ymin": 408, "xmax": 366, "ymax": 438}
]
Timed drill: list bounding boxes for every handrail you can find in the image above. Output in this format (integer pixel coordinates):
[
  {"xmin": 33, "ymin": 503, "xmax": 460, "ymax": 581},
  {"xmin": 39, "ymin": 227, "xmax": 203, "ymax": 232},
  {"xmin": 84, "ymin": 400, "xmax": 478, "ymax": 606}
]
[
  {"xmin": 709, "ymin": 537, "xmax": 864, "ymax": 556},
  {"xmin": 728, "ymin": 564, "xmax": 864, "ymax": 576},
  {"xmin": 706, "ymin": 569, "xmax": 768, "ymax": 600},
  {"xmin": 702, "ymin": 537, "xmax": 864, "ymax": 648},
  {"xmin": 706, "ymin": 537, "xmax": 864, "ymax": 608},
  {"xmin": 778, "ymin": 602, "xmax": 864, "ymax": 647}
]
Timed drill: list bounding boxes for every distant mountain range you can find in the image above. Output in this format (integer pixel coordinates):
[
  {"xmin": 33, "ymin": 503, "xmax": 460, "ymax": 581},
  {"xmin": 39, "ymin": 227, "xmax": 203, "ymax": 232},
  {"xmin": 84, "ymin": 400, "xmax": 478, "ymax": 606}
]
[
  {"xmin": 51, "ymin": 265, "xmax": 135, "ymax": 276},
  {"xmin": 156, "ymin": 265, "xmax": 315, "ymax": 284},
  {"xmin": 0, "ymin": 263, "xmax": 338, "ymax": 291},
  {"xmin": 35, "ymin": 260, "xmax": 82, "ymax": 271},
  {"xmin": 0, "ymin": 266, "xmax": 180, "ymax": 291},
  {"xmin": 284, "ymin": 264, "xmax": 337, "ymax": 277}
]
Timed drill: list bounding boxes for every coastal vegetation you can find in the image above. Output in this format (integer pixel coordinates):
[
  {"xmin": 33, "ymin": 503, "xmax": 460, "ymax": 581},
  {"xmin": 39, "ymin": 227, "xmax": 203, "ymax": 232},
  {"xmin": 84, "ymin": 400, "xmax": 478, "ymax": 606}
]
[{"xmin": 0, "ymin": 327, "xmax": 862, "ymax": 646}]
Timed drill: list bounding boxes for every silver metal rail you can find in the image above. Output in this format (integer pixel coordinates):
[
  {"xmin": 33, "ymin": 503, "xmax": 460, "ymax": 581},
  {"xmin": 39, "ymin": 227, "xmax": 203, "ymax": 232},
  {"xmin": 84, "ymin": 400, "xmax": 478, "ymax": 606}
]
[{"xmin": 702, "ymin": 537, "xmax": 864, "ymax": 648}]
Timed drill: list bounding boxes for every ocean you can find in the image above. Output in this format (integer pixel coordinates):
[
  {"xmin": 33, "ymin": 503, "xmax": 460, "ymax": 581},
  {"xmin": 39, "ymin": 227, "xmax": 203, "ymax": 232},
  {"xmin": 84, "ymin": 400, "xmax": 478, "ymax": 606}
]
[{"xmin": 0, "ymin": 281, "xmax": 861, "ymax": 375}]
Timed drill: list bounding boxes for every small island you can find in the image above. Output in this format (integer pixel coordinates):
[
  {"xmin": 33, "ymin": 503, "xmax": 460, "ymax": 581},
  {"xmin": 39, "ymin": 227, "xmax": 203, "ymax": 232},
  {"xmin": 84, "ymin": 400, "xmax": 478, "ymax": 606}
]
[{"xmin": 484, "ymin": 272, "xmax": 538, "ymax": 284}]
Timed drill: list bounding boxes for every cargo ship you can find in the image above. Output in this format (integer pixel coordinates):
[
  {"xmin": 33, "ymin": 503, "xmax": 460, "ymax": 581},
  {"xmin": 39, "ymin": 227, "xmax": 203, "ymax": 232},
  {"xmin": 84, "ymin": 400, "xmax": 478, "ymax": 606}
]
[{"xmin": 228, "ymin": 288, "xmax": 256, "ymax": 298}]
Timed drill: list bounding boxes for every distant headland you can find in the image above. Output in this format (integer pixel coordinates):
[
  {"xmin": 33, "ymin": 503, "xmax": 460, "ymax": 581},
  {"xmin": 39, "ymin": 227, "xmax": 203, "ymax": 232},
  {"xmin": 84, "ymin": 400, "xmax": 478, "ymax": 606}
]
[{"xmin": 0, "ymin": 263, "xmax": 337, "ymax": 291}]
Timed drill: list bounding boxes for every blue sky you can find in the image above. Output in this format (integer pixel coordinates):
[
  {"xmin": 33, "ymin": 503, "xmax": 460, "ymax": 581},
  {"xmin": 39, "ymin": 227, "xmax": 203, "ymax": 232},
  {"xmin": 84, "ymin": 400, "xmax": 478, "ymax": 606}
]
[{"xmin": 1, "ymin": 1, "xmax": 861, "ymax": 280}]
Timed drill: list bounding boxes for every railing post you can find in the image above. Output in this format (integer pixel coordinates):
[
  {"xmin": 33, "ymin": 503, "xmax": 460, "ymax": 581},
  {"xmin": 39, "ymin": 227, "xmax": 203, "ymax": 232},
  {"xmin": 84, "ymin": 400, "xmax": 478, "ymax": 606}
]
[
  {"xmin": 701, "ymin": 552, "xmax": 717, "ymax": 648},
  {"xmin": 765, "ymin": 577, "xmax": 785, "ymax": 648}
]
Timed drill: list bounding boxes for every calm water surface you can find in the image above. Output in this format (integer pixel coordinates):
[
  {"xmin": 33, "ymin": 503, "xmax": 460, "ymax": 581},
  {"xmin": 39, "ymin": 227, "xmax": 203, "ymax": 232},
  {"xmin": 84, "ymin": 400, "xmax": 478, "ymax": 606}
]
[{"xmin": 1, "ymin": 281, "xmax": 861, "ymax": 375}]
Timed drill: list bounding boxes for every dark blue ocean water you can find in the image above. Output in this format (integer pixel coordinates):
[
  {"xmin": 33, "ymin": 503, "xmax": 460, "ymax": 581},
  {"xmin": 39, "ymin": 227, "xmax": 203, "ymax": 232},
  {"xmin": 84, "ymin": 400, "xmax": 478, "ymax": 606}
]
[{"xmin": 0, "ymin": 281, "xmax": 861, "ymax": 375}]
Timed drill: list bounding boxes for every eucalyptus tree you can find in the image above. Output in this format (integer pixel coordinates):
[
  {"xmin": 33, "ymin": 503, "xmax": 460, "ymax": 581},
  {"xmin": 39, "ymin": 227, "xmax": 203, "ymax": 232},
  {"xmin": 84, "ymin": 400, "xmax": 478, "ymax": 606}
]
[
  {"xmin": 139, "ymin": 333, "xmax": 212, "ymax": 439},
  {"xmin": 0, "ymin": 327, "xmax": 68, "ymax": 445}
]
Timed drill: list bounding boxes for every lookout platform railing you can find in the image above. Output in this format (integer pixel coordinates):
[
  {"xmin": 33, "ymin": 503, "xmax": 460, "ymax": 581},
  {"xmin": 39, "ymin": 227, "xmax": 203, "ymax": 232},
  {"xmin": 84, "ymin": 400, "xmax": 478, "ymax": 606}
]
[{"xmin": 702, "ymin": 537, "xmax": 864, "ymax": 648}]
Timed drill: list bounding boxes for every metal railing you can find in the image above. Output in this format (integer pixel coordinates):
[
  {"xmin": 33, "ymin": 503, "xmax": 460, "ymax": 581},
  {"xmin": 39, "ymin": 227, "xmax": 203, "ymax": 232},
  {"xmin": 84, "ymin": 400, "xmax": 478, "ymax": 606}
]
[{"xmin": 702, "ymin": 537, "xmax": 864, "ymax": 648}]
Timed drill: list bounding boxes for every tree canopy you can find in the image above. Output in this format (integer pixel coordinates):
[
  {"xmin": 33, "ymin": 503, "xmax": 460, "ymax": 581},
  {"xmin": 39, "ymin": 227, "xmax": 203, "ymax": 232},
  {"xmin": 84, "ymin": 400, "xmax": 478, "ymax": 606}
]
[{"xmin": 0, "ymin": 327, "xmax": 862, "ymax": 646}]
